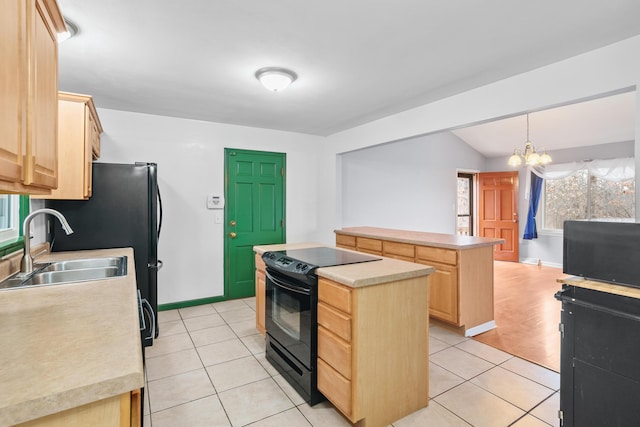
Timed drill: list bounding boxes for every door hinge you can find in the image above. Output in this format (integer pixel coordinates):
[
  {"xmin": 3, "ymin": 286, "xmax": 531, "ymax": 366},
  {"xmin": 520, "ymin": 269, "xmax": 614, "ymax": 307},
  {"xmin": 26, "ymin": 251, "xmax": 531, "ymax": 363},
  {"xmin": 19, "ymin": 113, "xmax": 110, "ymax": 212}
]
[
  {"xmin": 281, "ymin": 219, "xmax": 284, "ymax": 228},
  {"xmin": 281, "ymin": 167, "xmax": 285, "ymax": 177},
  {"xmin": 558, "ymin": 322, "xmax": 564, "ymax": 339}
]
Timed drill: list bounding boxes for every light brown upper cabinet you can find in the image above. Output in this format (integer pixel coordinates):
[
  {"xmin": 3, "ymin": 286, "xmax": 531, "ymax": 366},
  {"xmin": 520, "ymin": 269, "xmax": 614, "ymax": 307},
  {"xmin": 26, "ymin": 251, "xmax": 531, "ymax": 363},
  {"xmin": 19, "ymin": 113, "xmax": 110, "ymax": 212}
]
[
  {"xmin": 35, "ymin": 92, "xmax": 103, "ymax": 200},
  {"xmin": 0, "ymin": 0, "xmax": 65, "ymax": 195}
]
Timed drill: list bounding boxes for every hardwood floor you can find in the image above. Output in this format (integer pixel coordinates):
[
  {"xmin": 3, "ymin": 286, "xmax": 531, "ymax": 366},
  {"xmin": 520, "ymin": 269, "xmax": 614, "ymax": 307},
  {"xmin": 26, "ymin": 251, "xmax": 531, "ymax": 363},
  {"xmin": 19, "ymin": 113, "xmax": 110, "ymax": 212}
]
[{"xmin": 473, "ymin": 261, "xmax": 568, "ymax": 372}]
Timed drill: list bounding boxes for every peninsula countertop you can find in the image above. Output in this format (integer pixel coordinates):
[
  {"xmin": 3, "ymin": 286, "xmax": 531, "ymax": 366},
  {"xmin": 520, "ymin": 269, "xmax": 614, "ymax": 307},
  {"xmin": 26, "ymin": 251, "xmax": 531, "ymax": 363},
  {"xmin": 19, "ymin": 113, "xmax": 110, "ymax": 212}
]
[
  {"xmin": 253, "ymin": 243, "xmax": 434, "ymax": 288},
  {"xmin": 0, "ymin": 247, "xmax": 144, "ymax": 426},
  {"xmin": 335, "ymin": 226, "xmax": 505, "ymax": 250}
]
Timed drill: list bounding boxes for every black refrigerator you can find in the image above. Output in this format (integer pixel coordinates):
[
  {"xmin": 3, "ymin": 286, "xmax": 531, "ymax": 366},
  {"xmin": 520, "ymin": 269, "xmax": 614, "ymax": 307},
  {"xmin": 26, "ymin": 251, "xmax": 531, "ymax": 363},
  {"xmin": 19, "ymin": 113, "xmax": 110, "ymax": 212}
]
[{"xmin": 46, "ymin": 162, "xmax": 162, "ymax": 347}]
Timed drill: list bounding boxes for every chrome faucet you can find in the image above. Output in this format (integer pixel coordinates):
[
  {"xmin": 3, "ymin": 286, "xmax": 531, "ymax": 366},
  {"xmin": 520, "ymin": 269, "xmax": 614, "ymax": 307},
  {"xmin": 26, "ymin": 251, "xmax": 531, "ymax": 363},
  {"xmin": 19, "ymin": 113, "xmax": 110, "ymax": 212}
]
[{"xmin": 20, "ymin": 208, "xmax": 74, "ymax": 275}]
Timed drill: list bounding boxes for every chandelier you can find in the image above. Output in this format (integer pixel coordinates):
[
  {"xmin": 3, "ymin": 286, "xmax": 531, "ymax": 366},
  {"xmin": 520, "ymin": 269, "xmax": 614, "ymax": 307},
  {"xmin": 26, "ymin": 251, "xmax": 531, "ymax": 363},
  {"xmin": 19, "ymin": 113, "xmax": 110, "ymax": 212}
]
[{"xmin": 508, "ymin": 113, "xmax": 552, "ymax": 167}]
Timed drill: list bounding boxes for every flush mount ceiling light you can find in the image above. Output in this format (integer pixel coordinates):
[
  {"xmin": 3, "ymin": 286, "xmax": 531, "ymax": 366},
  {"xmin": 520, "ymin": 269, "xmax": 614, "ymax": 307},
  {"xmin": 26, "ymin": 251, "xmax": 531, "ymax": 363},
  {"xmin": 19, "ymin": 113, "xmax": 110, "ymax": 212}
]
[
  {"xmin": 58, "ymin": 18, "xmax": 79, "ymax": 43},
  {"xmin": 255, "ymin": 67, "xmax": 297, "ymax": 92},
  {"xmin": 508, "ymin": 113, "xmax": 552, "ymax": 167}
]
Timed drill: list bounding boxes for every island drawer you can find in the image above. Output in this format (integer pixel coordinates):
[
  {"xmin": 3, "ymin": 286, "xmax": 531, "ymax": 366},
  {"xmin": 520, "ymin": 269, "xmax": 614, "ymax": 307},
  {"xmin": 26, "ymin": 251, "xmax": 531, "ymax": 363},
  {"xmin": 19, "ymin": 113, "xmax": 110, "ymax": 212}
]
[
  {"xmin": 318, "ymin": 326, "xmax": 352, "ymax": 379},
  {"xmin": 318, "ymin": 358, "xmax": 352, "ymax": 417},
  {"xmin": 383, "ymin": 241, "xmax": 415, "ymax": 259},
  {"xmin": 416, "ymin": 246, "xmax": 457, "ymax": 265},
  {"xmin": 357, "ymin": 237, "xmax": 382, "ymax": 253},
  {"xmin": 336, "ymin": 234, "xmax": 356, "ymax": 248},
  {"xmin": 319, "ymin": 278, "xmax": 352, "ymax": 314},
  {"xmin": 318, "ymin": 302, "xmax": 352, "ymax": 342}
]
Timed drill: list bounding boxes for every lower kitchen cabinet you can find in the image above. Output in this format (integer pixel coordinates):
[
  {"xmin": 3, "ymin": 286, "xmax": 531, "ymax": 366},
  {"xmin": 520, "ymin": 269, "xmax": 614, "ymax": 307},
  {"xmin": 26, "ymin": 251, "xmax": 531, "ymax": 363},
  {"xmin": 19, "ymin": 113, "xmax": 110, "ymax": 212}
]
[
  {"xmin": 15, "ymin": 390, "xmax": 141, "ymax": 427},
  {"xmin": 255, "ymin": 253, "xmax": 266, "ymax": 334},
  {"xmin": 316, "ymin": 276, "xmax": 429, "ymax": 427}
]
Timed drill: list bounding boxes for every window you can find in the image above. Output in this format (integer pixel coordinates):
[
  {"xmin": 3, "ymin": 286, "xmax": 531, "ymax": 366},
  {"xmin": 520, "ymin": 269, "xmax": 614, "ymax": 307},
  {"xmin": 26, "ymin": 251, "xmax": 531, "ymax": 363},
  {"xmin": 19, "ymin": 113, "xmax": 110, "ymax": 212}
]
[
  {"xmin": 457, "ymin": 173, "xmax": 474, "ymax": 235},
  {"xmin": 542, "ymin": 159, "xmax": 635, "ymax": 231},
  {"xmin": 0, "ymin": 195, "xmax": 28, "ymax": 256}
]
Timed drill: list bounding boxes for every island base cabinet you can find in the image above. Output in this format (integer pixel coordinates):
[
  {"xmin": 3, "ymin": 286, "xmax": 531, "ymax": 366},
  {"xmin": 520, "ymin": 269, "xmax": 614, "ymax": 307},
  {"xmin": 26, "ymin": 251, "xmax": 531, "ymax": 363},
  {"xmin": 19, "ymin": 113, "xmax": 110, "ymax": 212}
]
[
  {"xmin": 15, "ymin": 390, "xmax": 141, "ymax": 427},
  {"xmin": 255, "ymin": 254, "xmax": 266, "ymax": 334},
  {"xmin": 317, "ymin": 277, "xmax": 429, "ymax": 427}
]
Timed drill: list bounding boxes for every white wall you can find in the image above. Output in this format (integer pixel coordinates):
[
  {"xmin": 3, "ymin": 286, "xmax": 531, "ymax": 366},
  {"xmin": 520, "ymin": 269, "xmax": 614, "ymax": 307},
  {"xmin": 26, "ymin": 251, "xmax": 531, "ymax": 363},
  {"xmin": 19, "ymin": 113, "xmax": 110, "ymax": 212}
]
[
  {"xmin": 96, "ymin": 109, "xmax": 323, "ymax": 304},
  {"xmin": 340, "ymin": 132, "xmax": 485, "ymax": 233},
  {"xmin": 486, "ymin": 140, "xmax": 635, "ymax": 266},
  {"xmin": 316, "ymin": 35, "xmax": 640, "ymax": 247}
]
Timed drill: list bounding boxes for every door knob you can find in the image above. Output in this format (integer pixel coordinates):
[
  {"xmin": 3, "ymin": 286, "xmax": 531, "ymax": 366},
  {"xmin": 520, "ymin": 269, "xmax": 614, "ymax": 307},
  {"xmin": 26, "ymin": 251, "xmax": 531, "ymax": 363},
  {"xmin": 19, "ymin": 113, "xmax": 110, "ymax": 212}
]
[
  {"xmin": 230, "ymin": 220, "xmax": 236, "ymax": 227},
  {"xmin": 229, "ymin": 232, "xmax": 237, "ymax": 238}
]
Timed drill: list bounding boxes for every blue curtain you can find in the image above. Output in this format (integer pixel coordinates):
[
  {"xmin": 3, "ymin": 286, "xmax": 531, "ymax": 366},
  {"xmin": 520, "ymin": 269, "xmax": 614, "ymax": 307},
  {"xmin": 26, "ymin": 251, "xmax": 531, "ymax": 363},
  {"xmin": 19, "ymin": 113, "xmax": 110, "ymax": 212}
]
[{"xmin": 523, "ymin": 172, "xmax": 543, "ymax": 240}]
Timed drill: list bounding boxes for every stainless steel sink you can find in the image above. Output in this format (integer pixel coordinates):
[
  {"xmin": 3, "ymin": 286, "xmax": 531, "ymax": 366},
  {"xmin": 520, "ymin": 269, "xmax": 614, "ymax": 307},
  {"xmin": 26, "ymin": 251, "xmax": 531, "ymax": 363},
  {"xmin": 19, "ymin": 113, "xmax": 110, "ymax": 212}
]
[{"xmin": 0, "ymin": 256, "xmax": 127, "ymax": 290}]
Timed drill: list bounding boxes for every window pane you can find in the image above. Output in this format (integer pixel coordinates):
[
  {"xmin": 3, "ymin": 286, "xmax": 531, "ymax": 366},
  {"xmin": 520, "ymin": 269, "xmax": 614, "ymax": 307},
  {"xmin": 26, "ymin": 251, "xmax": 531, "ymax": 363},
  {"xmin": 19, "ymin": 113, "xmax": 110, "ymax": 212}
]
[
  {"xmin": 457, "ymin": 177, "xmax": 470, "ymax": 215},
  {"xmin": 544, "ymin": 170, "xmax": 588, "ymax": 230},
  {"xmin": 590, "ymin": 177, "xmax": 635, "ymax": 220},
  {"xmin": 0, "ymin": 196, "xmax": 11, "ymax": 231},
  {"xmin": 457, "ymin": 216, "xmax": 470, "ymax": 235}
]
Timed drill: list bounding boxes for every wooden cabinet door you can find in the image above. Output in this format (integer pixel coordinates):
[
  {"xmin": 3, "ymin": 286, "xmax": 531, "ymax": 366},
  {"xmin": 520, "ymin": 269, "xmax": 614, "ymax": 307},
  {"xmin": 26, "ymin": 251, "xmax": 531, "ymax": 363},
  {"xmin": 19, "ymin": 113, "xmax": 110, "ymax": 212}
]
[
  {"xmin": 24, "ymin": 0, "xmax": 59, "ymax": 189},
  {"xmin": 0, "ymin": 0, "xmax": 26, "ymax": 190},
  {"xmin": 418, "ymin": 260, "xmax": 459, "ymax": 324}
]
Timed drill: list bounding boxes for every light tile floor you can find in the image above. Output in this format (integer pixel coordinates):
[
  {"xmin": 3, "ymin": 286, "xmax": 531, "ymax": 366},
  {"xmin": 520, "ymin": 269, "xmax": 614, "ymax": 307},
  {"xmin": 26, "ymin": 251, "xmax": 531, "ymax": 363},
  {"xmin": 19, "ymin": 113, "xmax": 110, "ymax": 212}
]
[{"xmin": 143, "ymin": 298, "xmax": 559, "ymax": 427}]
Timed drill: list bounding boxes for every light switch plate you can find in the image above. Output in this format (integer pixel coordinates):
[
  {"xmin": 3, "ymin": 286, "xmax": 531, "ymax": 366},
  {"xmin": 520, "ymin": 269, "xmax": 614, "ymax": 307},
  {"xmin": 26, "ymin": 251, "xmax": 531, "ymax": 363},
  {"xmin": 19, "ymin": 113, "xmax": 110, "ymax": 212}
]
[{"xmin": 214, "ymin": 212, "xmax": 222, "ymax": 224}]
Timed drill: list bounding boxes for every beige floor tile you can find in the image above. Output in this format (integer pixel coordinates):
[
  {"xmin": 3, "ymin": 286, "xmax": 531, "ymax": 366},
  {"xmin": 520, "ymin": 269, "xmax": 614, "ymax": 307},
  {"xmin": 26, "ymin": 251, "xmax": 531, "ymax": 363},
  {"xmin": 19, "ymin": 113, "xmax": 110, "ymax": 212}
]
[
  {"xmin": 219, "ymin": 307, "xmax": 257, "ymax": 324},
  {"xmin": 206, "ymin": 355, "xmax": 270, "ymax": 392},
  {"xmin": 242, "ymin": 297, "xmax": 257, "ymax": 311},
  {"xmin": 145, "ymin": 348, "xmax": 203, "ymax": 381},
  {"xmin": 157, "ymin": 319, "xmax": 187, "ymax": 337},
  {"xmin": 247, "ymin": 408, "xmax": 310, "ymax": 426},
  {"xmin": 179, "ymin": 303, "xmax": 216, "ymax": 319},
  {"xmin": 144, "ymin": 387, "xmax": 150, "ymax": 415},
  {"xmin": 297, "ymin": 401, "xmax": 353, "ymax": 427},
  {"xmin": 143, "ymin": 414, "xmax": 151, "ymax": 427},
  {"xmin": 500, "ymin": 358, "xmax": 560, "ymax": 390},
  {"xmin": 273, "ymin": 374, "xmax": 306, "ymax": 405},
  {"xmin": 469, "ymin": 366, "xmax": 555, "ymax": 411},
  {"xmin": 429, "ymin": 336, "xmax": 451, "ymax": 355},
  {"xmin": 184, "ymin": 313, "xmax": 226, "ymax": 331},
  {"xmin": 151, "ymin": 395, "xmax": 231, "ymax": 427},
  {"xmin": 393, "ymin": 401, "xmax": 471, "ymax": 426},
  {"xmin": 429, "ymin": 362, "xmax": 465, "ymax": 398},
  {"xmin": 530, "ymin": 392, "xmax": 559, "ymax": 426},
  {"xmin": 242, "ymin": 333, "xmax": 267, "ymax": 355},
  {"xmin": 218, "ymin": 378, "xmax": 294, "ymax": 426},
  {"xmin": 229, "ymin": 319, "xmax": 260, "ymax": 337},
  {"xmin": 144, "ymin": 332, "xmax": 194, "ymax": 358},
  {"xmin": 456, "ymin": 340, "xmax": 513, "ymax": 365},
  {"xmin": 148, "ymin": 368, "xmax": 215, "ymax": 412},
  {"xmin": 429, "ymin": 325, "xmax": 468, "ymax": 346},
  {"xmin": 190, "ymin": 324, "xmax": 237, "ymax": 347},
  {"xmin": 213, "ymin": 299, "xmax": 250, "ymax": 313},
  {"xmin": 434, "ymin": 382, "xmax": 525, "ymax": 427},
  {"xmin": 511, "ymin": 414, "xmax": 553, "ymax": 427},
  {"xmin": 255, "ymin": 352, "xmax": 280, "ymax": 376},
  {"xmin": 157, "ymin": 309, "xmax": 181, "ymax": 323},
  {"xmin": 430, "ymin": 347, "xmax": 494, "ymax": 380},
  {"xmin": 197, "ymin": 337, "xmax": 252, "ymax": 366}
]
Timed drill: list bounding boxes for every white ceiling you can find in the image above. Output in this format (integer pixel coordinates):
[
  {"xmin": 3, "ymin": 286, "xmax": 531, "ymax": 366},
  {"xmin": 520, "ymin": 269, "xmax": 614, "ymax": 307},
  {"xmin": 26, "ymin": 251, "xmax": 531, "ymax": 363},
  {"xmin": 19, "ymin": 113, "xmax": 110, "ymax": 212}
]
[{"xmin": 57, "ymin": 0, "xmax": 640, "ymax": 153}]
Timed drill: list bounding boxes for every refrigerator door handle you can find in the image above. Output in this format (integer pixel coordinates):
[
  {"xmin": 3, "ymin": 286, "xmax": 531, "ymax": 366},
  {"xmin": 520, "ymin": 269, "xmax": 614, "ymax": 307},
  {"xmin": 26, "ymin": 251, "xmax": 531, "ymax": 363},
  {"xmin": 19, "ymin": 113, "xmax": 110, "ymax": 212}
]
[
  {"xmin": 157, "ymin": 184, "xmax": 163, "ymax": 240},
  {"xmin": 141, "ymin": 298, "xmax": 156, "ymax": 345}
]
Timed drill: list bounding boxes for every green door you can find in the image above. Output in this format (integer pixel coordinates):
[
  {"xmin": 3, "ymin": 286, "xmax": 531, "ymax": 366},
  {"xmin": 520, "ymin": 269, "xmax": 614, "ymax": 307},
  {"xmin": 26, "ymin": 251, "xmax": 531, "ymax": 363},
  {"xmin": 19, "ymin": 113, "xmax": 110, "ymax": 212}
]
[{"xmin": 225, "ymin": 149, "xmax": 286, "ymax": 299}]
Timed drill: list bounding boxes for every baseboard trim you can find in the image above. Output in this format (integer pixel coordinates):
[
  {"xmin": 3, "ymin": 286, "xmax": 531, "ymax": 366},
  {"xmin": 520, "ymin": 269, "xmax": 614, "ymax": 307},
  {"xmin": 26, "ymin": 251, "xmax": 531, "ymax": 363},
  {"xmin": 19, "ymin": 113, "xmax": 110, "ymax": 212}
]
[
  {"xmin": 465, "ymin": 320, "xmax": 496, "ymax": 337},
  {"xmin": 159, "ymin": 295, "xmax": 227, "ymax": 311}
]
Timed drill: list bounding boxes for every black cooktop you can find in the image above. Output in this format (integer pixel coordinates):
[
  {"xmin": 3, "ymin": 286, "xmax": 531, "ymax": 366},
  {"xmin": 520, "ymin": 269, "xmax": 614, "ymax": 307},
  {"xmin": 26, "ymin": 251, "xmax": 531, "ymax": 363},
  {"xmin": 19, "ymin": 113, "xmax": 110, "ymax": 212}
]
[{"xmin": 274, "ymin": 247, "xmax": 381, "ymax": 267}]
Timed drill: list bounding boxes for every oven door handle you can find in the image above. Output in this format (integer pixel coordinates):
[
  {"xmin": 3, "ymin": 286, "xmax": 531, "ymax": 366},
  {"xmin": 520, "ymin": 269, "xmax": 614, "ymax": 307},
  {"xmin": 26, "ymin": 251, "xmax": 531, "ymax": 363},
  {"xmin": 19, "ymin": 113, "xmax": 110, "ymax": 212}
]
[{"xmin": 266, "ymin": 270, "xmax": 311, "ymax": 296}]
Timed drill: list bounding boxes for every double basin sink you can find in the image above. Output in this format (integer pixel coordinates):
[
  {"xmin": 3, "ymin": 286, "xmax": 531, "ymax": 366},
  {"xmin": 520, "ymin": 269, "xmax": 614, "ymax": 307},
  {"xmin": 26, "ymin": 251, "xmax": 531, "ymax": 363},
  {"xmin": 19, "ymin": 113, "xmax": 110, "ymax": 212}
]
[{"xmin": 0, "ymin": 256, "xmax": 127, "ymax": 290}]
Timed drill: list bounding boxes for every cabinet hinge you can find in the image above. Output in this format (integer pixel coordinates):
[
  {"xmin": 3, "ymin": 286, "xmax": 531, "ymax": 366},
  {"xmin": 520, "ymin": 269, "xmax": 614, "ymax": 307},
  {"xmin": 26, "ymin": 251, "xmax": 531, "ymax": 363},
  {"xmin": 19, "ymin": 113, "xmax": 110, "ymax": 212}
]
[{"xmin": 558, "ymin": 322, "xmax": 564, "ymax": 339}]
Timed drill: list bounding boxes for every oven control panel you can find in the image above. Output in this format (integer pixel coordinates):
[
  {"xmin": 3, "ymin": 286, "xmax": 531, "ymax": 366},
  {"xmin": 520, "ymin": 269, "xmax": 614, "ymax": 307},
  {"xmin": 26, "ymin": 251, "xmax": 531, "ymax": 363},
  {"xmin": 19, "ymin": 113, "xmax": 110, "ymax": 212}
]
[{"xmin": 263, "ymin": 251, "xmax": 315, "ymax": 276}]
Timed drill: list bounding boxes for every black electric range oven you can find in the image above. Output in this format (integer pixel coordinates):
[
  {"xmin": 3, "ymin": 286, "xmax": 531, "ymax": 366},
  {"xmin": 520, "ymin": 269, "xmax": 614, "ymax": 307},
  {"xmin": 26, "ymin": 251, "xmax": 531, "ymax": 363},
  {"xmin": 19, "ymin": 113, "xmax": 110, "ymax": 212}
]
[{"xmin": 262, "ymin": 247, "xmax": 380, "ymax": 405}]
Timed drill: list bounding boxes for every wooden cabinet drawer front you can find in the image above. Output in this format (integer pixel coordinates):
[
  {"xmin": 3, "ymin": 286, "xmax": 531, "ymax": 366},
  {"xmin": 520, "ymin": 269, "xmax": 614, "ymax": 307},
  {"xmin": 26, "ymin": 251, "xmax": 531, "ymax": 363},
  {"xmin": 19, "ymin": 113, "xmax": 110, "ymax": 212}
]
[
  {"xmin": 384, "ymin": 253, "xmax": 415, "ymax": 263},
  {"xmin": 318, "ymin": 302, "xmax": 352, "ymax": 342},
  {"xmin": 336, "ymin": 234, "xmax": 356, "ymax": 248},
  {"xmin": 255, "ymin": 253, "xmax": 265, "ymax": 272},
  {"xmin": 318, "ymin": 326, "xmax": 352, "ymax": 379},
  {"xmin": 415, "ymin": 246, "xmax": 457, "ymax": 265},
  {"xmin": 357, "ymin": 237, "xmax": 382, "ymax": 252},
  {"xmin": 317, "ymin": 358, "xmax": 352, "ymax": 417},
  {"xmin": 319, "ymin": 279, "xmax": 352, "ymax": 314},
  {"xmin": 383, "ymin": 241, "xmax": 415, "ymax": 259}
]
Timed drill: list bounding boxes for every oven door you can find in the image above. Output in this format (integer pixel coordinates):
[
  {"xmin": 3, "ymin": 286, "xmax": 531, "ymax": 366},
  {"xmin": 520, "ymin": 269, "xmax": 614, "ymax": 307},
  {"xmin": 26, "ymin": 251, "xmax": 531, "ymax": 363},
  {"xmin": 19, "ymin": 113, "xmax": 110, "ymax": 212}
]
[{"xmin": 265, "ymin": 268, "xmax": 314, "ymax": 369}]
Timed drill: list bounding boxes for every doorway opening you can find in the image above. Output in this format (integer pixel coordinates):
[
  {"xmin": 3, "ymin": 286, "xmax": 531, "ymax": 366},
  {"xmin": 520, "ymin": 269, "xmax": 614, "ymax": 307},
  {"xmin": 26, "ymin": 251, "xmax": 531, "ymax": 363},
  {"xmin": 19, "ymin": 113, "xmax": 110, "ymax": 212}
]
[{"xmin": 457, "ymin": 173, "xmax": 474, "ymax": 236}]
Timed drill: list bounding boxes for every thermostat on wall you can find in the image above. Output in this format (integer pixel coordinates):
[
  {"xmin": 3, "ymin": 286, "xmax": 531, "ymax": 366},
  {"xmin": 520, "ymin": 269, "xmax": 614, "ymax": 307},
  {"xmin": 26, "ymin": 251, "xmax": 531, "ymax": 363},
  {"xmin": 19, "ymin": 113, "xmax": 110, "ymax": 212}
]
[{"xmin": 207, "ymin": 195, "xmax": 224, "ymax": 209}]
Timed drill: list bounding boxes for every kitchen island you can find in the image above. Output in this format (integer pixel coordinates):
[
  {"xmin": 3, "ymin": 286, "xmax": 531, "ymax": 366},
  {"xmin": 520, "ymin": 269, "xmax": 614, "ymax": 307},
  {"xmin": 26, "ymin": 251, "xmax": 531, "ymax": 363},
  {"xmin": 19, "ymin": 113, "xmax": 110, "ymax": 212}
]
[
  {"xmin": 335, "ymin": 226, "xmax": 504, "ymax": 336},
  {"xmin": 0, "ymin": 248, "xmax": 144, "ymax": 427},
  {"xmin": 254, "ymin": 243, "xmax": 434, "ymax": 427}
]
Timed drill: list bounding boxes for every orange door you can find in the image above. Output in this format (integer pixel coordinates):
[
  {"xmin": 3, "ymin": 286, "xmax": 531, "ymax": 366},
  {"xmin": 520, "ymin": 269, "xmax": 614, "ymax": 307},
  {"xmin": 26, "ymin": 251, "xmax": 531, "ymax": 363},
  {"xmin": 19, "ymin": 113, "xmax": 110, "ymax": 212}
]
[{"xmin": 478, "ymin": 172, "xmax": 519, "ymax": 262}]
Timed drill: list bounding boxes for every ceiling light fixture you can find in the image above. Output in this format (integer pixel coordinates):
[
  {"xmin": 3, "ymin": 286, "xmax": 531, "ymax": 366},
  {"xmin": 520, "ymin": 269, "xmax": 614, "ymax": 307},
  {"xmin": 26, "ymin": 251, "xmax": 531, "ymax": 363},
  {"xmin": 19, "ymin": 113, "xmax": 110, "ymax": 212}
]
[
  {"xmin": 58, "ymin": 18, "xmax": 79, "ymax": 43},
  {"xmin": 255, "ymin": 67, "xmax": 297, "ymax": 92},
  {"xmin": 508, "ymin": 113, "xmax": 552, "ymax": 167}
]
